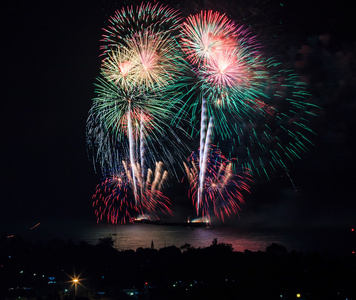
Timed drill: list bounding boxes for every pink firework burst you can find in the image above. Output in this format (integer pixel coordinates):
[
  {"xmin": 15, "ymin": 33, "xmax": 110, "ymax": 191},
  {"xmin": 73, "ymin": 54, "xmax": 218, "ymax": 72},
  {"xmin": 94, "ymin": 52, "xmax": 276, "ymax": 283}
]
[
  {"xmin": 181, "ymin": 10, "xmax": 238, "ymax": 66},
  {"xmin": 201, "ymin": 48, "xmax": 242, "ymax": 88}
]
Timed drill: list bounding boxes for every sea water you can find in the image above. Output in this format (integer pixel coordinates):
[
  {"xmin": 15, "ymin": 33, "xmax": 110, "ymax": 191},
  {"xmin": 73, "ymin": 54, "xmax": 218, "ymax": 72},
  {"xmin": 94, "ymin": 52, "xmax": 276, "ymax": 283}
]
[{"xmin": 3, "ymin": 219, "xmax": 355, "ymax": 255}]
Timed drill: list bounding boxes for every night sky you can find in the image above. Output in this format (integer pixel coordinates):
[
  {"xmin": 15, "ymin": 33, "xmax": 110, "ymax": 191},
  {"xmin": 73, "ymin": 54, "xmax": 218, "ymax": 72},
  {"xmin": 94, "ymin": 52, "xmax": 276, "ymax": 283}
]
[{"xmin": 1, "ymin": 0, "xmax": 355, "ymax": 235}]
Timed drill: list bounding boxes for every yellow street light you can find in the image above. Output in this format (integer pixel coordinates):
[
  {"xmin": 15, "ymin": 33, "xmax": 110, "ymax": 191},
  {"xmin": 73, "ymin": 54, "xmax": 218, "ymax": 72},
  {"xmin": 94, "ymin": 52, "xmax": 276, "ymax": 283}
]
[
  {"xmin": 68, "ymin": 275, "xmax": 82, "ymax": 298},
  {"xmin": 73, "ymin": 277, "xmax": 79, "ymax": 297}
]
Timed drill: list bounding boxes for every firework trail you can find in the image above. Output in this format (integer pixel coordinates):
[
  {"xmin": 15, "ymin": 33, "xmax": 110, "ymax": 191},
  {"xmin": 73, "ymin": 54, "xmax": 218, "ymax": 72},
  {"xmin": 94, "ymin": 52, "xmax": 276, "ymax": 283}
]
[
  {"xmin": 126, "ymin": 102, "xmax": 139, "ymax": 203},
  {"xmin": 197, "ymin": 98, "xmax": 213, "ymax": 210},
  {"xmin": 87, "ymin": 79, "xmax": 151, "ymax": 174},
  {"xmin": 180, "ymin": 10, "xmax": 255, "ymax": 214},
  {"xmin": 198, "ymin": 96, "xmax": 207, "ymax": 209},
  {"xmin": 140, "ymin": 115, "xmax": 146, "ymax": 181},
  {"xmin": 184, "ymin": 146, "xmax": 252, "ymax": 221}
]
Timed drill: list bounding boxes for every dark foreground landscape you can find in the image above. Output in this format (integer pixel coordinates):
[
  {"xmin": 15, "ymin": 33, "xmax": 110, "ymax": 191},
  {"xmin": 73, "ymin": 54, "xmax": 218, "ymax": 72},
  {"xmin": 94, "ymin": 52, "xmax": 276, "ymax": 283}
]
[{"xmin": 1, "ymin": 234, "xmax": 356, "ymax": 300}]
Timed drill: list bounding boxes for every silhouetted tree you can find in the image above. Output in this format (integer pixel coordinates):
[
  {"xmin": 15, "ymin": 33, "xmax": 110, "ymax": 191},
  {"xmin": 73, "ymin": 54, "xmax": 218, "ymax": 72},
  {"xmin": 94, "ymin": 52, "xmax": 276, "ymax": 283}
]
[
  {"xmin": 97, "ymin": 236, "xmax": 114, "ymax": 248},
  {"xmin": 266, "ymin": 243, "xmax": 288, "ymax": 257}
]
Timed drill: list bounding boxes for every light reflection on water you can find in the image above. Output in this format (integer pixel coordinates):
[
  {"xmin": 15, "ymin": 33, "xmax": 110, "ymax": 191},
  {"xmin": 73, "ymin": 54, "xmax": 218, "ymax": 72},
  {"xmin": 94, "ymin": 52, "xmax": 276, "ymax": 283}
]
[
  {"xmin": 81, "ymin": 223, "xmax": 286, "ymax": 252},
  {"xmin": 6, "ymin": 219, "xmax": 352, "ymax": 254}
]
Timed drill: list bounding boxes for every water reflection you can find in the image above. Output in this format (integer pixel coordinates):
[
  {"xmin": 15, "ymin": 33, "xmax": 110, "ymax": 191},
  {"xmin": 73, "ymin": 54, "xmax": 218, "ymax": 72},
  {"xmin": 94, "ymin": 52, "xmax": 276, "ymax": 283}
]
[
  {"xmin": 81, "ymin": 223, "xmax": 285, "ymax": 252},
  {"xmin": 9, "ymin": 219, "xmax": 353, "ymax": 255}
]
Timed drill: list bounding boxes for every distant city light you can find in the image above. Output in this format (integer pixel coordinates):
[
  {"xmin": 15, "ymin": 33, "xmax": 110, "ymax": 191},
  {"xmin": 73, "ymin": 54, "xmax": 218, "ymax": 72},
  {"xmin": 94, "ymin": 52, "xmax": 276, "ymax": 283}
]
[{"xmin": 48, "ymin": 276, "xmax": 56, "ymax": 284}]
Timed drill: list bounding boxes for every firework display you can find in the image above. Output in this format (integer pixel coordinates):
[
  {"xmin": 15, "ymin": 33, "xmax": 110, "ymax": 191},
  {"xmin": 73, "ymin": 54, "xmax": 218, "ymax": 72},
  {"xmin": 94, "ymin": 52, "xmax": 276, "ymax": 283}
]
[
  {"xmin": 87, "ymin": 2, "xmax": 190, "ymax": 178},
  {"xmin": 179, "ymin": 10, "xmax": 263, "ymax": 210},
  {"xmin": 87, "ymin": 1, "xmax": 320, "ymax": 223}
]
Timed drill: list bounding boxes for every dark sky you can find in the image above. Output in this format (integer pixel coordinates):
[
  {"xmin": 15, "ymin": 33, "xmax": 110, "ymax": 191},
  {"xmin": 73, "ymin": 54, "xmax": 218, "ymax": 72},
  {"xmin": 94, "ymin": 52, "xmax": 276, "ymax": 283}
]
[{"xmin": 1, "ymin": 0, "xmax": 355, "ymax": 234}]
